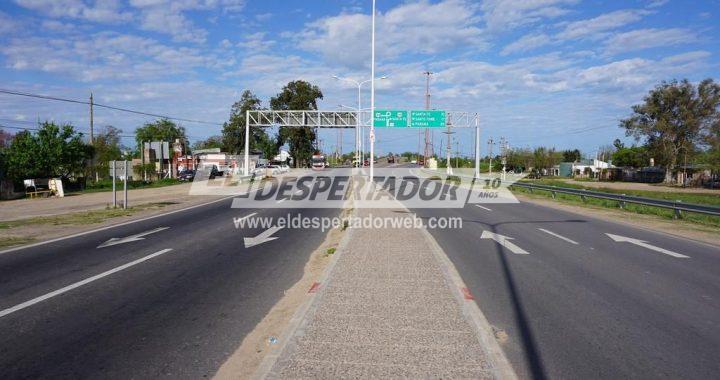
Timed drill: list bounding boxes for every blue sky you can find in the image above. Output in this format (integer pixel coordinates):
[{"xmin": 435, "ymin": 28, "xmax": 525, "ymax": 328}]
[{"xmin": 0, "ymin": 0, "xmax": 718, "ymax": 158}]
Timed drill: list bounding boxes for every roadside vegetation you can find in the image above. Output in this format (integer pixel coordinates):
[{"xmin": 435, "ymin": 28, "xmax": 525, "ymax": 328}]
[
  {"xmin": 510, "ymin": 184, "xmax": 720, "ymax": 228},
  {"xmin": 0, "ymin": 201, "xmax": 177, "ymax": 229}
]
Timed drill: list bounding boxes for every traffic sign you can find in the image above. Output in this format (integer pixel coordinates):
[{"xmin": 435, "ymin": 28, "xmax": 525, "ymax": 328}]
[
  {"xmin": 410, "ymin": 110, "xmax": 446, "ymax": 128},
  {"xmin": 373, "ymin": 110, "xmax": 408, "ymax": 127}
]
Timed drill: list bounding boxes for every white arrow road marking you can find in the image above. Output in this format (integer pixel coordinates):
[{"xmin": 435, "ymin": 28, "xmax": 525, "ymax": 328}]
[
  {"xmin": 232, "ymin": 212, "xmax": 257, "ymax": 229},
  {"xmin": 605, "ymin": 233, "xmax": 689, "ymax": 258},
  {"xmin": 480, "ymin": 231, "xmax": 530, "ymax": 255},
  {"xmin": 97, "ymin": 227, "xmax": 169, "ymax": 248},
  {"xmin": 538, "ymin": 228, "xmax": 579, "ymax": 245},
  {"xmin": 244, "ymin": 226, "xmax": 284, "ymax": 248},
  {"xmin": 475, "ymin": 205, "xmax": 492, "ymax": 211},
  {"xmin": 276, "ymin": 198, "xmax": 286, "ymax": 204},
  {"xmin": 0, "ymin": 248, "xmax": 173, "ymax": 319}
]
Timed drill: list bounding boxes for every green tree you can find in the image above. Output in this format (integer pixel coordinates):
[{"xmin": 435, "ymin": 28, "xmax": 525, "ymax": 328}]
[
  {"xmin": 562, "ymin": 149, "xmax": 581, "ymax": 162},
  {"xmin": 612, "ymin": 145, "xmax": 649, "ymax": 167},
  {"xmin": 621, "ymin": 78, "xmax": 720, "ymax": 183},
  {"xmin": 270, "ymin": 80, "xmax": 324, "ymax": 167},
  {"xmin": 135, "ymin": 118, "xmax": 187, "ymax": 149},
  {"xmin": 192, "ymin": 135, "xmax": 224, "ymax": 151},
  {"xmin": 92, "ymin": 126, "xmax": 124, "ymax": 179},
  {"xmin": 221, "ymin": 90, "xmax": 266, "ymax": 154},
  {"xmin": 4, "ymin": 122, "xmax": 93, "ymax": 181}
]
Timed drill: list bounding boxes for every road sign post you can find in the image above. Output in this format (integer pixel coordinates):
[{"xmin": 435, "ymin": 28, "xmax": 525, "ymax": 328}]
[
  {"xmin": 123, "ymin": 160, "xmax": 128, "ymax": 209},
  {"xmin": 111, "ymin": 160, "xmax": 117, "ymax": 208}
]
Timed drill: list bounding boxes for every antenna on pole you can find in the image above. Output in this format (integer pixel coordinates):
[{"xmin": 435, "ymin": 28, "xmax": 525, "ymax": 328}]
[{"xmin": 422, "ymin": 71, "xmax": 434, "ymax": 166}]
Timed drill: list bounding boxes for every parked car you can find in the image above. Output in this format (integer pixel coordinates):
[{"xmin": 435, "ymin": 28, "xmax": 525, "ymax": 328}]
[
  {"xmin": 278, "ymin": 164, "xmax": 290, "ymax": 173},
  {"xmin": 178, "ymin": 169, "xmax": 196, "ymax": 181}
]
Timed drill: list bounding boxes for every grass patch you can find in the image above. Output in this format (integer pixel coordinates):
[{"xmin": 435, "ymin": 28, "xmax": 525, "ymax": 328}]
[
  {"xmin": 79, "ymin": 178, "xmax": 184, "ymax": 194},
  {"xmin": 511, "ymin": 185, "xmax": 720, "ymax": 228},
  {"xmin": 522, "ymin": 178, "xmax": 720, "ymax": 207},
  {"xmin": 325, "ymin": 247, "xmax": 337, "ymax": 257},
  {"xmin": 0, "ymin": 236, "xmax": 36, "ymax": 248},
  {"xmin": 0, "ymin": 202, "xmax": 178, "ymax": 229}
]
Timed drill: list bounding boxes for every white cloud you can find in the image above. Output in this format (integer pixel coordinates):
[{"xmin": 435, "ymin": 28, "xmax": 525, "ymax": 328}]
[
  {"xmin": 500, "ymin": 33, "xmax": 552, "ymax": 55},
  {"xmin": 0, "ymin": 11, "xmax": 20, "ymax": 34},
  {"xmin": 481, "ymin": 0, "xmax": 578, "ymax": 31},
  {"xmin": 556, "ymin": 9, "xmax": 649, "ymax": 40},
  {"xmin": 236, "ymin": 32, "xmax": 276, "ymax": 51},
  {"xmin": 128, "ymin": 0, "xmax": 246, "ymax": 43},
  {"xmin": 14, "ymin": 0, "xmax": 133, "ymax": 23},
  {"xmin": 1, "ymin": 32, "xmax": 223, "ymax": 81},
  {"xmin": 297, "ymin": 0, "xmax": 487, "ymax": 67},
  {"xmin": 604, "ymin": 28, "xmax": 698, "ymax": 55}
]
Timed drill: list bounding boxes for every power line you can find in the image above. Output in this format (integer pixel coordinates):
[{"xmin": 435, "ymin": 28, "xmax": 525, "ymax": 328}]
[{"xmin": 0, "ymin": 88, "xmax": 223, "ymax": 126}]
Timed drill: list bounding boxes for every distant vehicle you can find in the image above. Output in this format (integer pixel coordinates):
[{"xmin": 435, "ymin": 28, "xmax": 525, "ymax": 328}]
[
  {"xmin": 387, "ymin": 155, "xmax": 395, "ymax": 164},
  {"xmin": 311, "ymin": 153, "xmax": 327, "ymax": 170},
  {"xmin": 178, "ymin": 169, "xmax": 195, "ymax": 181},
  {"xmin": 278, "ymin": 163, "xmax": 290, "ymax": 173},
  {"xmin": 363, "ymin": 159, "xmax": 369, "ymax": 167},
  {"xmin": 410, "ymin": 160, "xmax": 417, "ymax": 164},
  {"xmin": 266, "ymin": 165, "xmax": 282, "ymax": 176}
]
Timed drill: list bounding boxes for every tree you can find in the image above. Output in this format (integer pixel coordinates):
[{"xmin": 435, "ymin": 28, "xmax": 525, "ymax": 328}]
[
  {"xmin": 192, "ymin": 135, "xmax": 224, "ymax": 151},
  {"xmin": 621, "ymin": 78, "xmax": 720, "ymax": 183},
  {"xmin": 135, "ymin": 119, "xmax": 187, "ymax": 149},
  {"xmin": 270, "ymin": 80, "xmax": 324, "ymax": 167},
  {"xmin": 92, "ymin": 126, "xmax": 124, "ymax": 179},
  {"xmin": 562, "ymin": 149, "xmax": 581, "ymax": 162},
  {"xmin": 612, "ymin": 145, "xmax": 649, "ymax": 168},
  {"xmin": 4, "ymin": 122, "xmax": 93, "ymax": 181},
  {"xmin": 221, "ymin": 90, "xmax": 266, "ymax": 154}
]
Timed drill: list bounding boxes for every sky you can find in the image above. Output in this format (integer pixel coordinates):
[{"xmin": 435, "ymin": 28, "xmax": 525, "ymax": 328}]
[{"xmin": 0, "ymin": 0, "xmax": 718, "ymax": 158}]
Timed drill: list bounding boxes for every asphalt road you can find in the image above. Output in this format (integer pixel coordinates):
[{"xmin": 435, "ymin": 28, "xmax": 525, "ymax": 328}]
[
  {"xmin": 408, "ymin": 182, "xmax": 720, "ymax": 379},
  {"xmin": 0, "ymin": 193, "xmax": 339, "ymax": 378}
]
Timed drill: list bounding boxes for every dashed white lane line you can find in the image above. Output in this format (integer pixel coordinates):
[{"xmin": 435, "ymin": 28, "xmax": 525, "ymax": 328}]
[
  {"xmin": 475, "ymin": 204, "xmax": 492, "ymax": 211},
  {"xmin": 0, "ymin": 248, "xmax": 174, "ymax": 319},
  {"xmin": 538, "ymin": 228, "xmax": 579, "ymax": 245}
]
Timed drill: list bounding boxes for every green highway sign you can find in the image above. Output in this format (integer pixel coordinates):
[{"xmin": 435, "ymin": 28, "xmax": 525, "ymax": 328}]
[
  {"xmin": 373, "ymin": 110, "xmax": 408, "ymax": 127},
  {"xmin": 409, "ymin": 110, "xmax": 446, "ymax": 128}
]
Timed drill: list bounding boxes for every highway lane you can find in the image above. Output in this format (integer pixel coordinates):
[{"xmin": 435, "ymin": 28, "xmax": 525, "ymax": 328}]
[
  {"xmin": 0, "ymin": 194, "xmax": 341, "ymax": 378},
  {"xmin": 411, "ymin": 198, "xmax": 720, "ymax": 379}
]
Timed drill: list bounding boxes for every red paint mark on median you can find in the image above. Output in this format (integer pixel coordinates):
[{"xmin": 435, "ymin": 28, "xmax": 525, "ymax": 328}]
[
  {"xmin": 461, "ymin": 287, "xmax": 474, "ymax": 300},
  {"xmin": 308, "ymin": 282, "xmax": 321, "ymax": 293}
]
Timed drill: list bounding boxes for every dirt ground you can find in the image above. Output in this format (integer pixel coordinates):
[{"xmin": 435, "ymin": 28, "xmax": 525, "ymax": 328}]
[
  {"xmin": 0, "ymin": 183, "xmax": 202, "ymax": 221},
  {"xmin": 0, "ymin": 184, "xmax": 226, "ymax": 250},
  {"xmin": 562, "ymin": 179, "xmax": 720, "ymax": 194},
  {"xmin": 515, "ymin": 193, "xmax": 720, "ymax": 247}
]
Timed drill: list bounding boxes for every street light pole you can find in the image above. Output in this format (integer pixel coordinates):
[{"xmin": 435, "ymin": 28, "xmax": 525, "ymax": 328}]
[
  {"xmin": 370, "ymin": 0, "xmax": 376, "ymax": 181},
  {"xmin": 332, "ymin": 75, "xmax": 387, "ymax": 170}
]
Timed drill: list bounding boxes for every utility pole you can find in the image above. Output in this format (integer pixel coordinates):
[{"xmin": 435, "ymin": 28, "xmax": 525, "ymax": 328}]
[
  {"xmin": 422, "ymin": 71, "xmax": 433, "ymax": 166},
  {"xmin": 89, "ymin": 93, "xmax": 94, "ymax": 144},
  {"xmin": 500, "ymin": 137, "xmax": 508, "ymax": 181},
  {"xmin": 487, "ymin": 138, "xmax": 494, "ymax": 175}
]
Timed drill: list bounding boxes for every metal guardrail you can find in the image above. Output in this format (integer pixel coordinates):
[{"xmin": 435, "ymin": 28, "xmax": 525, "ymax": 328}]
[{"xmin": 509, "ymin": 182, "xmax": 720, "ymax": 218}]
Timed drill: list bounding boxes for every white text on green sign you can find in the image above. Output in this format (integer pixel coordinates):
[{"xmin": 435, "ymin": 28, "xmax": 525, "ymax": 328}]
[
  {"xmin": 373, "ymin": 110, "xmax": 408, "ymax": 127},
  {"xmin": 410, "ymin": 110, "xmax": 446, "ymax": 128}
]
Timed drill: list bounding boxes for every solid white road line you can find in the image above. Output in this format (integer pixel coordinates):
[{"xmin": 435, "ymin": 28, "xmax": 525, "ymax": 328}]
[
  {"xmin": 0, "ymin": 196, "xmax": 234, "ymax": 255},
  {"xmin": 0, "ymin": 248, "xmax": 174, "ymax": 319},
  {"xmin": 475, "ymin": 204, "xmax": 492, "ymax": 211},
  {"xmin": 538, "ymin": 228, "xmax": 579, "ymax": 245}
]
